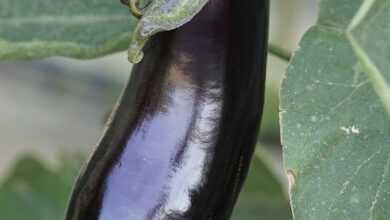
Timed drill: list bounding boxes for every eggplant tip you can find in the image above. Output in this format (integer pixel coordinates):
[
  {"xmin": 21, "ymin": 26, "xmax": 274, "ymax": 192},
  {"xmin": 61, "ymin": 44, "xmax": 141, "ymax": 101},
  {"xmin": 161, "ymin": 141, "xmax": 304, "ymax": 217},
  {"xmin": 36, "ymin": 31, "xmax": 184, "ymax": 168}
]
[{"xmin": 128, "ymin": 45, "xmax": 144, "ymax": 64}]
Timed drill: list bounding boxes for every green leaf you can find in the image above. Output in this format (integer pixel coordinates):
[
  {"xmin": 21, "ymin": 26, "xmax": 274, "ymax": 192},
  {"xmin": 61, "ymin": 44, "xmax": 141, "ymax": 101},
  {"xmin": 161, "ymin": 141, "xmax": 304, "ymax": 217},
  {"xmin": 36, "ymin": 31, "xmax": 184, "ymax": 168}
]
[
  {"xmin": 232, "ymin": 150, "xmax": 292, "ymax": 220},
  {"xmin": 0, "ymin": 0, "xmax": 136, "ymax": 60},
  {"xmin": 281, "ymin": 0, "xmax": 390, "ymax": 219},
  {"xmin": 0, "ymin": 154, "xmax": 83, "ymax": 220}
]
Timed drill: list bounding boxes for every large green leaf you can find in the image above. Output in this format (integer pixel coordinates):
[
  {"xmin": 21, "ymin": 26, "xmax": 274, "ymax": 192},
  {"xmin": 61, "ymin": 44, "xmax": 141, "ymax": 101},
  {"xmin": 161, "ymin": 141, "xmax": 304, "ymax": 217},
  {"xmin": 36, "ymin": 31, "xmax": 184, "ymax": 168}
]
[
  {"xmin": 281, "ymin": 0, "xmax": 390, "ymax": 219},
  {"xmin": 0, "ymin": 0, "xmax": 136, "ymax": 59}
]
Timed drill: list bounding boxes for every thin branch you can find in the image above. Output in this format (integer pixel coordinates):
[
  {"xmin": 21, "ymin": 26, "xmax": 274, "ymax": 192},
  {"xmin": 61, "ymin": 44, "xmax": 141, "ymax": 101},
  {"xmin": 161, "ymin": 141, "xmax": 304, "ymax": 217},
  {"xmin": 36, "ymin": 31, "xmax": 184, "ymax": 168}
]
[{"xmin": 268, "ymin": 43, "xmax": 292, "ymax": 62}]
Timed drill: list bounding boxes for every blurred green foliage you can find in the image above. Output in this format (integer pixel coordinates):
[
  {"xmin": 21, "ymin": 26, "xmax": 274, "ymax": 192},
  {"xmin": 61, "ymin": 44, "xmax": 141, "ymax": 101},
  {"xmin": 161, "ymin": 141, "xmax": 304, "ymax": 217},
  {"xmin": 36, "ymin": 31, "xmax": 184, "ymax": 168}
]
[
  {"xmin": 233, "ymin": 155, "xmax": 292, "ymax": 220},
  {"xmin": 259, "ymin": 85, "xmax": 280, "ymax": 143},
  {"xmin": 0, "ymin": 154, "xmax": 83, "ymax": 220}
]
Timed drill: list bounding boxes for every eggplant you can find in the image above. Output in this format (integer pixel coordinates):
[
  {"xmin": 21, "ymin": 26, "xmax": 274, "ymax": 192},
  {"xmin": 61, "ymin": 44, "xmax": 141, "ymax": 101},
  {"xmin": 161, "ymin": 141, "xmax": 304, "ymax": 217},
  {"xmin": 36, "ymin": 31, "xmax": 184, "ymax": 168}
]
[{"xmin": 65, "ymin": 0, "xmax": 269, "ymax": 219}]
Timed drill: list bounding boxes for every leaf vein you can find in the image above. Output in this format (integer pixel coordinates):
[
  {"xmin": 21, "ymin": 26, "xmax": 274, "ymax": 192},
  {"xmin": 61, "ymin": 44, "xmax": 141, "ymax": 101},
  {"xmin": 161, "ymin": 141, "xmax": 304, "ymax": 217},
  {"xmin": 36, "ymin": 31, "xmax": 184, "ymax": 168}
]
[
  {"xmin": 368, "ymin": 152, "xmax": 390, "ymax": 220},
  {"xmin": 326, "ymin": 147, "xmax": 383, "ymax": 220}
]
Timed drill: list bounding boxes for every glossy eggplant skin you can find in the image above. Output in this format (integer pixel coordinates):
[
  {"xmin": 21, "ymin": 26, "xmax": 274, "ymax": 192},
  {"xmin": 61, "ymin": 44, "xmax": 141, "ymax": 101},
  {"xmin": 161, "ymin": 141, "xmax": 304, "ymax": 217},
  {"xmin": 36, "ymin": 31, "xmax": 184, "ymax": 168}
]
[{"xmin": 65, "ymin": 0, "xmax": 269, "ymax": 219}]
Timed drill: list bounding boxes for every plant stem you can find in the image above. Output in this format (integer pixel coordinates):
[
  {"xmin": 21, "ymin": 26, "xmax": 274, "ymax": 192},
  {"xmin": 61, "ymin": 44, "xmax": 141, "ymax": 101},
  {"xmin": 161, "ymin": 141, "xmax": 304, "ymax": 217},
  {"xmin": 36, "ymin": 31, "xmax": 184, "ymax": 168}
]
[{"xmin": 268, "ymin": 43, "xmax": 292, "ymax": 62}]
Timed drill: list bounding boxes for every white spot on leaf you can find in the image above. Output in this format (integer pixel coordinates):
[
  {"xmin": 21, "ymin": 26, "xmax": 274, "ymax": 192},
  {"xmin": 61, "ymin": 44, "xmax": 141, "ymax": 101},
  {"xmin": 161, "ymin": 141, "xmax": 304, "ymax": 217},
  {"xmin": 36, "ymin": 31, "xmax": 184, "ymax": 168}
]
[{"xmin": 340, "ymin": 125, "xmax": 360, "ymax": 135}]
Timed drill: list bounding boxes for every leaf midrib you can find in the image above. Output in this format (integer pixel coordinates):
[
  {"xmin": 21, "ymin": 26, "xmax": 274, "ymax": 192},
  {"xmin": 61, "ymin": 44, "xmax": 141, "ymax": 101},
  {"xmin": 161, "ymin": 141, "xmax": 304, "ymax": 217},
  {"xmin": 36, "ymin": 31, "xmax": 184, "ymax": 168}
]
[{"xmin": 346, "ymin": 0, "xmax": 390, "ymax": 116}]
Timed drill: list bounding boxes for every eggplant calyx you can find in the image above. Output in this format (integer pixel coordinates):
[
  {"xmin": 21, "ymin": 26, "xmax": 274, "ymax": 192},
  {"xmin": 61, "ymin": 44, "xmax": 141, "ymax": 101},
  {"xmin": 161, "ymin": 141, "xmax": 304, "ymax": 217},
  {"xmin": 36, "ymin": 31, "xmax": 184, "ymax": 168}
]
[{"xmin": 127, "ymin": 0, "xmax": 209, "ymax": 63}]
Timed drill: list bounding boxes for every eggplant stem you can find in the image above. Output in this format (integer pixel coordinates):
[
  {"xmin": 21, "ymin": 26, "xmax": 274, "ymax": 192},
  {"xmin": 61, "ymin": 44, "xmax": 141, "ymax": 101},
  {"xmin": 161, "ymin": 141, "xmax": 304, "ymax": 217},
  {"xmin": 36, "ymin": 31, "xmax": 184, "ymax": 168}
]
[
  {"xmin": 268, "ymin": 43, "xmax": 292, "ymax": 62},
  {"xmin": 129, "ymin": 0, "xmax": 143, "ymax": 18},
  {"xmin": 127, "ymin": 0, "xmax": 209, "ymax": 63}
]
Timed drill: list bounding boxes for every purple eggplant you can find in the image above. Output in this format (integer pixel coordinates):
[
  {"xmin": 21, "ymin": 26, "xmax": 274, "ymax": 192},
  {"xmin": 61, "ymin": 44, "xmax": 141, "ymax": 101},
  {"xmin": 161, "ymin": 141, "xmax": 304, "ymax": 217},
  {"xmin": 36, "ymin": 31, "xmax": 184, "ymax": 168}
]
[{"xmin": 65, "ymin": 0, "xmax": 269, "ymax": 219}]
